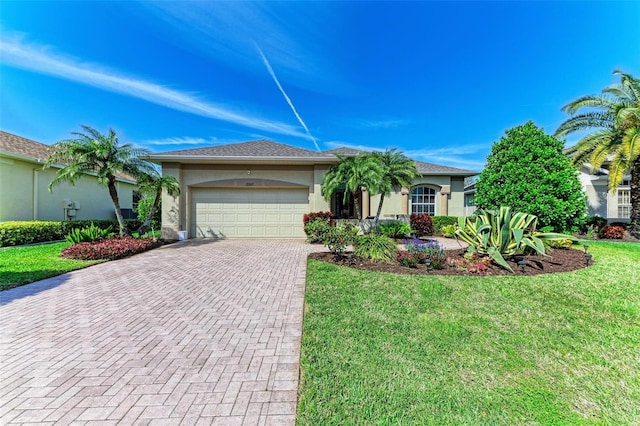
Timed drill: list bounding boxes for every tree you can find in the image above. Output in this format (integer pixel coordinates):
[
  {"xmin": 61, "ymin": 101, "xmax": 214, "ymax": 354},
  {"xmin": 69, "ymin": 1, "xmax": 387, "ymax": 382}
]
[
  {"xmin": 555, "ymin": 70, "xmax": 640, "ymax": 230},
  {"xmin": 45, "ymin": 125, "xmax": 154, "ymax": 235},
  {"xmin": 322, "ymin": 153, "xmax": 383, "ymax": 220},
  {"xmin": 370, "ymin": 149, "xmax": 420, "ymax": 226},
  {"xmin": 136, "ymin": 170, "xmax": 181, "ymax": 235},
  {"xmin": 475, "ymin": 121, "xmax": 587, "ymax": 232}
]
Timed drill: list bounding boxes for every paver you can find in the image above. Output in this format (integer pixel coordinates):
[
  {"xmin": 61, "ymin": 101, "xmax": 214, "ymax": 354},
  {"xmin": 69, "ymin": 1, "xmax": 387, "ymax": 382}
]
[{"xmin": 0, "ymin": 239, "xmax": 320, "ymax": 425}]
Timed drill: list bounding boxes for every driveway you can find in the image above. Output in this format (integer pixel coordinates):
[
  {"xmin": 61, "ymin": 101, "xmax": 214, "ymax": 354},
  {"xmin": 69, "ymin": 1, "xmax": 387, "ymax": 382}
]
[{"xmin": 0, "ymin": 239, "xmax": 319, "ymax": 425}]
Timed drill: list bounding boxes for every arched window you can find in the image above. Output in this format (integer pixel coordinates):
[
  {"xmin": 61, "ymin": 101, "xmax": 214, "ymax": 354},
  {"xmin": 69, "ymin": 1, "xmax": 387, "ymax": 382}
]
[{"xmin": 411, "ymin": 186, "xmax": 436, "ymax": 215}]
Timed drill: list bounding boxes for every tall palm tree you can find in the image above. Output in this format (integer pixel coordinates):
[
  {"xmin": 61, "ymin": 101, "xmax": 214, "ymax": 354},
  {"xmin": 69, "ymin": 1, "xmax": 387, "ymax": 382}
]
[
  {"xmin": 136, "ymin": 170, "xmax": 181, "ymax": 235},
  {"xmin": 322, "ymin": 153, "xmax": 383, "ymax": 220},
  {"xmin": 555, "ymin": 70, "xmax": 640, "ymax": 230},
  {"xmin": 371, "ymin": 149, "xmax": 420, "ymax": 226},
  {"xmin": 45, "ymin": 125, "xmax": 154, "ymax": 235}
]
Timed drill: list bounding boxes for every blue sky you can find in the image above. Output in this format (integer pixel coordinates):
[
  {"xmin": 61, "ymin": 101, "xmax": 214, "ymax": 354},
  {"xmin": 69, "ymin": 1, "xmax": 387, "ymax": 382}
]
[{"xmin": 1, "ymin": 1, "xmax": 639, "ymax": 171}]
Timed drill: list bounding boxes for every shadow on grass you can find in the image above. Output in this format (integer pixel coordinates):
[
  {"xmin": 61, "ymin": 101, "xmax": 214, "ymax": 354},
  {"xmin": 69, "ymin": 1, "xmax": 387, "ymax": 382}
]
[{"xmin": 0, "ymin": 272, "xmax": 71, "ymax": 305}]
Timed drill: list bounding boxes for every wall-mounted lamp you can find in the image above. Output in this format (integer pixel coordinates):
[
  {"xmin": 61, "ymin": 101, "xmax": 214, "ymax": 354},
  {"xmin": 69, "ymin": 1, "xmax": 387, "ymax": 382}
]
[{"xmin": 247, "ymin": 169, "xmax": 251, "ymax": 175}]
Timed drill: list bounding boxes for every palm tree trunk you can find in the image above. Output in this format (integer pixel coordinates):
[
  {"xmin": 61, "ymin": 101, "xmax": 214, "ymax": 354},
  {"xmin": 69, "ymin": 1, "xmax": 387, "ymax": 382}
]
[
  {"xmin": 352, "ymin": 190, "xmax": 362, "ymax": 220},
  {"xmin": 108, "ymin": 179, "xmax": 129, "ymax": 236},
  {"xmin": 374, "ymin": 193, "xmax": 385, "ymax": 227},
  {"xmin": 630, "ymin": 156, "xmax": 640, "ymax": 231},
  {"xmin": 137, "ymin": 190, "xmax": 161, "ymax": 235}
]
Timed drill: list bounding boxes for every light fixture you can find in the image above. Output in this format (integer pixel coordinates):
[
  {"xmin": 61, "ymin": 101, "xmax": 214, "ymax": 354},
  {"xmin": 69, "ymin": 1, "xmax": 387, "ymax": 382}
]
[
  {"xmin": 517, "ymin": 259, "xmax": 527, "ymax": 273},
  {"xmin": 583, "ymin": 244, "xmax": 589, "ymax": 253},
  {"xmin": 247, "ymin": 169, "xmax": 251, "ymax": 175},
  {"xmin": 584, "ymin": 253, "xmax": 593, "ymax": 266}
]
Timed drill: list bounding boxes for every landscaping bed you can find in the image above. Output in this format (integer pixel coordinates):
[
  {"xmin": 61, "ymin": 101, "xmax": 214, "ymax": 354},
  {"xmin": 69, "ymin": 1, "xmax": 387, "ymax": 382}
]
[{"xmin": 309, "ymin": 246, "xmax": 589, "ymax": 276}]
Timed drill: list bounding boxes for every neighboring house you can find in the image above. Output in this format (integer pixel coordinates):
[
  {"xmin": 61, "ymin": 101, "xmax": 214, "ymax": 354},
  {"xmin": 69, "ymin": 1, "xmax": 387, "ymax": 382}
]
[
  {"xmin": 147, "ymin": 140, "xmax": 476, "ymax": 239},
  {"xmin": 0, "ymin": 131, "xmax": 137, "ymax": 222},
  {"xmin": 577, "ymin": 164, "xmax": 632, "ymax": 222}
]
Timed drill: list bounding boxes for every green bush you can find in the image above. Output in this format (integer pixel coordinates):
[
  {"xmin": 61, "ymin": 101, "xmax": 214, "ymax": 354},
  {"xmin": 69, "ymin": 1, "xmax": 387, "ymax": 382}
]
[
  {"xmin": 455, "ymin": 207, "xmax": 576, "ymax": 272},
  {"xmin": 475, "ymin": 121, "xmax": 587, "ymax": 232},
  {"xmin": 324, "ymin": 223, "xmax": 358, "ymax": 255},
  {"xmin": 137, "ymin": 197, "xmax": 160, "ymax": 231},
  {"xmin": 65, "ymin": 223, "xmax": 113, "ymax": 244},
  {"xmin": 0, "ymin": 219, "xmax": 143, "ymax": 247},
  {"xmin": 305, "ymin": 218, "xmax": 333, "ymax": 244},
  {"xmin": 440, "ymin": 224, "xmax": 458, "ymax": 238},
  {"xmin": 378, "ymin": 221, "xmax": 413, "ymax": 239},
  {"xmin": 432, "ymin": 216, "xmax": 458, "ymax": 234},
  {"xmin": 353, "ymin": 234, "xmax": 398, "ymax": 263}
]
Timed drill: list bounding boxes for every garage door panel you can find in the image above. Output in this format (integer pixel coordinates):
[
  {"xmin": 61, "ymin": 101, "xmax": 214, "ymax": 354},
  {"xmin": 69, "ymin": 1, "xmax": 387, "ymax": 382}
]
[{"xmin": 192, "ymin": 188, "xmax": 308, "ymax": 238}]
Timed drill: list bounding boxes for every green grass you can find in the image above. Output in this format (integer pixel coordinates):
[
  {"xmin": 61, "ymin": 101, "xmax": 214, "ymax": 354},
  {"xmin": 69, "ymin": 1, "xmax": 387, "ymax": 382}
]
[
  {"xmin": 0, "ymin": 242, "xmax": 101, "ymax": 291},
  {"xmin": 299, "ymin": 242, "xmax": 640, "ymax": 425}
]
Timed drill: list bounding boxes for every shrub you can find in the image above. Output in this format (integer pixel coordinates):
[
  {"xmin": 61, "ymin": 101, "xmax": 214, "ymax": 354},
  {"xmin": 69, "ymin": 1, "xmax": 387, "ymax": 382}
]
[
  {"xmin": 61, "ymin": 236, "xmax": 162, "ymax": 260},
  {"xmin": 440, "ymin": 224, "xmax": 457, "ymax": 238},
  {"xmin": 432, "ymin": 216, "xmax": 458, "ymax": 234},
  {"xmin": 454, "ymin": 207, "xmax": 576, "ymax": 272},
  {"xmin": 410, "ymin": 214, "xmax": 434, "ymax": 236},
  {"xmin": 305, "ymin": 219, "xmax": 333, "ymax": 244},
  {"xmin": 474, "ymin": 121, "xmax": 587, "ymax": 232},
  {"xmin": 599, "ymin": 225, "xmax": 625, "ymax": 239},
  {"xmin": 137, "ymin": 196, "xmax": 161, "ymax": 231},
  {"xmin": 353, "ymin": 234, "xmax": 398, "ymax": 263},
  {"xmin": 65, "ymin": 223, "xmax": 113, "ymax": 244},
  {"xmin": 546, "ymin": 239, "xmax": 574, "ymax": 249},
  {"xmin": 405, "ymin": 238, "xmax": 447, "ymax": 269},
  {"xmin": 397, "ymin": 251, "xmax": 419, "ymax": 268},
  {"xmin": 303, "ymin": 211, "xmax": 335, "ymax": 227},
  {"xmin": 378, "ymin": 221, "xmax": 413, "ymax": 239},
  {"xmin": 448, "ymin": 255, "xmax": 491, "ymax": 275},
  {"xmin": 580, "ymin": 216, "xmax": 608, "ymax": 233},
  {"xmin": 324, "ymin": 223, "xmax": 358, "ymax": 255}
]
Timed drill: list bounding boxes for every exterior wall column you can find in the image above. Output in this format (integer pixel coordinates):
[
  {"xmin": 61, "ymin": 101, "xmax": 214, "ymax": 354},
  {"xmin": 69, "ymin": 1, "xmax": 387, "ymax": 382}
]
[
  {"xmin": 361, "ymin": 188, "xmax": 370, "ymax": 218},
  {"xmin": 440, "ymin": 185, "xmax": 451, "ymax": 216},
  {"xmin": 401, "ymin": 187, "xmax": 409, "ymax": 215}
]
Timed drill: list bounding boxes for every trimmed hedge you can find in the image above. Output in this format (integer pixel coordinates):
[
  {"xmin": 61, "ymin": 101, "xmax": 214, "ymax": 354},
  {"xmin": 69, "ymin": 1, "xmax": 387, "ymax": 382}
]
[
  {"xmin": 432, "ymin": 216, "xmax": 458, "ymax": 234},
  {"xmin": 0, "ymin": 219, "xmax": 143, "ymax": 247}
]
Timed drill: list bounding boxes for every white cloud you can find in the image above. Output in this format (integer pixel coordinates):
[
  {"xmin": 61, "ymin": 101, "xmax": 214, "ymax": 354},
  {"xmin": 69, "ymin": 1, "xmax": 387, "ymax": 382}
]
[
  {"xmin": 357, "ymin": 119, "xmax": 410, "ymax": 129},
  {"xmin": 141, "ymin": 136, "xmax": 219, "ymax": 147},
  {"xmin": 0, "ymin": 35, "xmax": 308, "ymax": 139}
]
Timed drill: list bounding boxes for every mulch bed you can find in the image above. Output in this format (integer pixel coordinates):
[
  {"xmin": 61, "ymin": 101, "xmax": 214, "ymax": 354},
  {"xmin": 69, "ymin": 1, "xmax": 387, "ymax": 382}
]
[{"xmin": 309, "ymin": 247, "xmax": 592, "ymax": 276}]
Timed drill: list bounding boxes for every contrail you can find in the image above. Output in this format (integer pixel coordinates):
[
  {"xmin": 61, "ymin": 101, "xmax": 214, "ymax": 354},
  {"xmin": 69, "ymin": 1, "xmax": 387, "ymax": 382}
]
[{"xmin": 255, "ymin": 43, "xmax": 321, "ymax": 151}]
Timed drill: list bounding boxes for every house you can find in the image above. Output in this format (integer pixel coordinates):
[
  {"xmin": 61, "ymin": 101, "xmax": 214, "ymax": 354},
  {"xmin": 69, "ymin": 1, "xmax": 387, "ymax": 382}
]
[
  {"xmin": 0, "ymin": 131, "xmax": 137, "ymax": 222},
  {"xmin": 147, "ymin": 140, "xmax": 477, "ymax": 239},
  {"xmin": 577, "ymin": 163, "xmax": 632, "ymax": 222}
]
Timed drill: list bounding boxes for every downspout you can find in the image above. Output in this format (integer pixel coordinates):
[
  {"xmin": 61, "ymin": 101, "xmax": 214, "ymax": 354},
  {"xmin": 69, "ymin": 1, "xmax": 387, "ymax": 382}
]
[{"xmin": 33, "ymin": 168, "xmax": 41, "ymax": 220}]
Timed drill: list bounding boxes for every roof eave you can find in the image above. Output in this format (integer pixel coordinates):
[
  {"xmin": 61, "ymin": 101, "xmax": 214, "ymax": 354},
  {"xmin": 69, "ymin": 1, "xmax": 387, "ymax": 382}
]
[{"xmin": 146, "ymin": 155, "xmax": 339, "ymax": 165}]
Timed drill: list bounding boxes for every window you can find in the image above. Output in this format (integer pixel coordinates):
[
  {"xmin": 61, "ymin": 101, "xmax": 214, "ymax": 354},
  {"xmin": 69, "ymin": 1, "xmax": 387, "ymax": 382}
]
[
  {"xmin": 618, "ymin": 189, "xmax": 631, "ymax": 218},
  {"xmin": 411, "ymin": 186, "xmax": 436, "ymax": 215}
]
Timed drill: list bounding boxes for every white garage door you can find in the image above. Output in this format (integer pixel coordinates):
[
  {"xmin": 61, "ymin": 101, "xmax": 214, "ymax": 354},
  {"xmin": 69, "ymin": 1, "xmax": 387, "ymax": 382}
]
[{"xmin": 192, "ymin": 188, "xmax": 308, "ymax": 238}]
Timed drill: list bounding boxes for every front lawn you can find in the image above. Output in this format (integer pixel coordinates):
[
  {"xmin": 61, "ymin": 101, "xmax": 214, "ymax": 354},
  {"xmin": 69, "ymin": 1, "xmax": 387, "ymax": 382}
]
[
  {"xmin": 0, "ymin": 242, "xmax": 101, "ymax": 291},
  {"xmin": 299, "ymin": 242, "xmax": 640, "ymax": 424}
]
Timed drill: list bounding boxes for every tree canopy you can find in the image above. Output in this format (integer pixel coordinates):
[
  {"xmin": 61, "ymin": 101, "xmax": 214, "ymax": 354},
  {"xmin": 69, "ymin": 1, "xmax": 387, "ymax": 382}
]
[
  {"xmin": 555, "ymin": 70, "xmax": 640, "ymax": 230},
  {"xmin": 475, "ymin": 121, "xmax": 587, "ymax": 232}
]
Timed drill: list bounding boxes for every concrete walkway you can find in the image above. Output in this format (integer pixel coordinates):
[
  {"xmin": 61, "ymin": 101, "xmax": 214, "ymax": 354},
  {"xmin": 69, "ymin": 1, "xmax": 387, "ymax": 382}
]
[{"xmin": 0, "ymin": 240, "xmax": 320, "ymax": 425}]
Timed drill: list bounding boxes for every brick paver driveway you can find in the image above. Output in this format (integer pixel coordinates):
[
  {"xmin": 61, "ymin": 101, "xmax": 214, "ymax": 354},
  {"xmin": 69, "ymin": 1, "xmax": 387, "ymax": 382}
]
[{"xmin": 1, "ymin": 239, "xmax": 319, "ymax": 425}]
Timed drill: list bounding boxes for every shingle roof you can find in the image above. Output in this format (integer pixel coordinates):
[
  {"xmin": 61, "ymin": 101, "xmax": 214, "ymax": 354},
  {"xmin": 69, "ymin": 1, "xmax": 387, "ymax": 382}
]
[
  {"xmin": 0, "ymin": 130, "xmax": 136, "ymax": 182},
  {"xmin": 0, "ymin": 130, "xmax": 52, "ymax": 162},
  {"xmin": 152, "ymin": 140, "xmax": 332, "ymax": 158},
  {"xmin": 414, "ymin": 160, "xmax": 476, "ymax": 176},
  {"xmin": 323, "ymin": 147, "xmax": 363, "ymax": 156}
]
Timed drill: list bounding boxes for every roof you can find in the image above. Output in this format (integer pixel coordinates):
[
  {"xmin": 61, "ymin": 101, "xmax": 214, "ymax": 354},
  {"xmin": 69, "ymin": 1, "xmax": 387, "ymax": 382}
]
[
  {"xmin": 0, "ymin": 130, "xmax": 136, "ymax": 183},
  {"xmin": 0, "ymin": 130, "xmax": 52, "ymax": 163},
  {"xmin": 151, "ymin": 140, "xmax": 332, "ymax": 159},
  {"xmin": 149, "ymin": 140, "xmax": 477, "ymax": 175}
]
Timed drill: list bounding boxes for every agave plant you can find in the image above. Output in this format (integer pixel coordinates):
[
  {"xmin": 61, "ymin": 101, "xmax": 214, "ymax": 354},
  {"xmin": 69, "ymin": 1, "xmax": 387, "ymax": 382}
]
[{"xmin": 454, "ymin": 207, "xmax": 575, "ymax": 272}]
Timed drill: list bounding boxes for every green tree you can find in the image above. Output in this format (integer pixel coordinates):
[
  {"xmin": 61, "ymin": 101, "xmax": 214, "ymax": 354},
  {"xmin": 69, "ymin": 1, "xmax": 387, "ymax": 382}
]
[
  {"xmin": 136, "ymin": 170, "xmax": 181, "ymax": 235},
  {"xmin": 45, "ymin": 125, "xmax": 154, "ymax": 235},
  {"xmin": 322, "ymin": 153, "xmax": 383, "ymax": 220},
  {"xmin": 555, "ymin": 70, "xmax": 640, "ymax": 230},
  {"xmin": 371, "ymin": 149, "xmax": 420, "ymax": 226},
  {"xmin": 475, "ymin": 121, "xmax": 587, "ymax": 232}
]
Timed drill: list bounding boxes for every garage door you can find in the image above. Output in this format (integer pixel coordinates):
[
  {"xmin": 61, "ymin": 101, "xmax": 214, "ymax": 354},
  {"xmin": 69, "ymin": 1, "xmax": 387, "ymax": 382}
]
[{"xmin": 192, "ymin": 188, "xmax": 309, "ymax": 238}]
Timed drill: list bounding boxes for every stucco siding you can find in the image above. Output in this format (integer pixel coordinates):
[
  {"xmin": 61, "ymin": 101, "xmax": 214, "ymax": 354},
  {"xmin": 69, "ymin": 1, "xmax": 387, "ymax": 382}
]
[
  {"xmin": 449, "ymin": 177, "xmax": 466, "ymax": 216},
  {"xmin": 1, "ymin": 157, "xmax": 135, "ymax": 221}
]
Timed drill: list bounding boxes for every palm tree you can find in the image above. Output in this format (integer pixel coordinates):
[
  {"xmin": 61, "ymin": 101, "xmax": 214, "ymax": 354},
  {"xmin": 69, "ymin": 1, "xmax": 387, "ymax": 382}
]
[
  {"xmin": 45, "ymin": 125, "xmax": 154, "ymax": 235},
  {"xmin": 371, "ymin": 149, "xmax": 420, "ymax": 226},
  {"xmin": 322, "ymin": 153, "xmax": 383, "ymax": 220},
  {"xmin": 555, "ymin": 70, "xmax": 640, "ymax": 230},
  {"xmin": 136, "ymin": 170, "xmax": 181, "ymax": 235}
]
